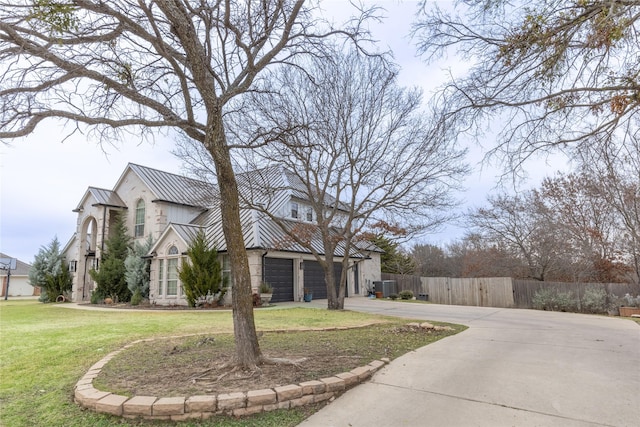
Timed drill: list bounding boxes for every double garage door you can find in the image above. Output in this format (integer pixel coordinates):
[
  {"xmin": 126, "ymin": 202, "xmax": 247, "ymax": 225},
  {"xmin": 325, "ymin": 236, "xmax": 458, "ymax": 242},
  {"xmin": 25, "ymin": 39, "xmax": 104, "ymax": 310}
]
[{"xmin": 263, "ymin": 257, "xmax": 345, "ymax": 302}]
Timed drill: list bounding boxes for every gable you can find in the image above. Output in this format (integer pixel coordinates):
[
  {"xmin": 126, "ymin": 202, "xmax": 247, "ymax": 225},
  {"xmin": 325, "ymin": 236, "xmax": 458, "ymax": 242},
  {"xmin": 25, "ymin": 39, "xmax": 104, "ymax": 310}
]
[
  {"xmin": 149, "ymin": 223, "xmax": 203, "ymax": 256},
  {"xmin": 73, "ymin": 187, "xmax": 126, "ymax": 212}
]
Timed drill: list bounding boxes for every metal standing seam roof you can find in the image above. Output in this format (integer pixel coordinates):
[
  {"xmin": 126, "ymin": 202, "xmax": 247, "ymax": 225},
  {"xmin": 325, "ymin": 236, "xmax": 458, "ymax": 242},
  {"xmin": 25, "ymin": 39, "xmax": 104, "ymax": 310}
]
[
  {"xmin": 198, "ymin": 205, "xmax": 376, "ymax": 258},
  {"xmin": 128, "ymin": 163, "xmax": 217, "ymax": 208},
  {"xmin": 73, "ymin": 187, "xmax": 127, "ymax": 211},
  {"xmin": 170, "ymin": 223, "xmax": 204, "ymax": 248}
]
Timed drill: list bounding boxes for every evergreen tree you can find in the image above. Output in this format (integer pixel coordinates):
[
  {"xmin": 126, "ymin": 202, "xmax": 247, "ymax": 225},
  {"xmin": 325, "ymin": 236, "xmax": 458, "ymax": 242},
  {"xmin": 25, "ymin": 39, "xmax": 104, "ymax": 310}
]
[
  {"xmin": 29, "ymin": 236, "xmax": 72, "ymax": 302},
  {"xmin": 179, "ymin": 230, "xmax": 226, "ymax": 307},
  {"xmin": 90, "ymin": 213, "xmax": 132, "ymax": 302},
  {"xmin": 367, "ymin": 235, "xmax": 416, "ymax": 275},
  {"xmin": 125, "ymin": 235, "xmax": 153, "ymax": 299}
]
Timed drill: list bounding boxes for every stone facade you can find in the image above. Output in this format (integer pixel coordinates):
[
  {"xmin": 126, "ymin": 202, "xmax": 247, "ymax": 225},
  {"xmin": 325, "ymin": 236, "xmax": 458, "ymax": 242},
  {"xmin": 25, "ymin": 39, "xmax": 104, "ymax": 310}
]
[{"xmin": 62, "ymin": 163, "xmax": 381, "ymax": 305}]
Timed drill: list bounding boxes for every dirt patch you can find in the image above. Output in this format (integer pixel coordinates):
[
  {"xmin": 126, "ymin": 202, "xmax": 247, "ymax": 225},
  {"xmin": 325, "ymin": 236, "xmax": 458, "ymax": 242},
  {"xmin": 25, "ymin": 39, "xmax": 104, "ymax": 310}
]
[{"xmin": 94, "ymin": 323, "xmax": 462, "ymax": 397}]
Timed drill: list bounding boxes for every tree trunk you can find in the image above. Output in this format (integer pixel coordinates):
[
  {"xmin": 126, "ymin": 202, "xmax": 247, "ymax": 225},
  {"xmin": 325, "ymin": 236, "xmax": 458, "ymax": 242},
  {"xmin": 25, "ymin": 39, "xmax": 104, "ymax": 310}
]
[
  {"xmin": 206, "ymin": 113, "xmax": 262, "ymax": 367},
  {"xmin": 323, "ymin": 247, "xmax": 345, "ymax": 310}
]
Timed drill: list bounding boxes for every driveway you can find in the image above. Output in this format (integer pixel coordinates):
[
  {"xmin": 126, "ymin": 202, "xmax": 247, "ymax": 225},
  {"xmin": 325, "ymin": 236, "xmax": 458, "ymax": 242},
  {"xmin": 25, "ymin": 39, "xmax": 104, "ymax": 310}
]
[{"xmin": 300, "ymin": 299, "xmax": 640, "ymax": 427}]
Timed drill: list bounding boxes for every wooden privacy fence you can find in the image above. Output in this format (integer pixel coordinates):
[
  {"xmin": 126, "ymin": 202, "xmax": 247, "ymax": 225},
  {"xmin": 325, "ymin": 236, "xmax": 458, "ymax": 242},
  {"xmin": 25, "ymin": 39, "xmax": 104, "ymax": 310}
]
[
  {"xmin": 381, "ymin": 273, "xmax": 638, "ymax": 309},
  {"xmin": 382, "ymin": 274, "xmax": 515, "ymax": 308}
]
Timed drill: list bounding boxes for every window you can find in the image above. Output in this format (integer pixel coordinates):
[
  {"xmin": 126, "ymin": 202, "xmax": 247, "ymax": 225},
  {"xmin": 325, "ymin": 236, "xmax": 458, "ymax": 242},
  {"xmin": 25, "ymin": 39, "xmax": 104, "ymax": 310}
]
[
  {"xmin": 291, "ymin": 202, "xmax": 298, "ymax": 219},
  {"xmin": 222, "ymin": 255, "xmax": 232, "ymax": 288},
  {"xmin": 158, "ymin": 259, "xmax": 164, "ymax": 296},
  {"xmin": 90, "ymin": 258, "xmax": 99, "ymax": 270},
  {"xmin": 167, "ymin": 258, "xmax": 178, "ymax": 295},
  {"xmin": 306, "ymin": 207, "xmax": 313, "ymax": 222},
  {"xmin": 134, "ymin": 199, "xmax": 145, "ymax": 237},
  {"xmin": 68, "ymin": 260, "xmax": 77, "ymax": 272},
  {"xmin": 165, "ymin": 245, "xmax": 180, "ymax": 296}
]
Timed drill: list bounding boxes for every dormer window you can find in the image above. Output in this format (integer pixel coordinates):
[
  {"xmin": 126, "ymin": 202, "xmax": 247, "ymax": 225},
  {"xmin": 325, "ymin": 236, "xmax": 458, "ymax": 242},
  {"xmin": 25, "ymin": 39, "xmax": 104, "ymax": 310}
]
[
  {"xmin": 134, "ymin": 199, "xmax": 145, "ymax": 237},
  {"xmin": 291, "ymin": 202, "xmax": 299, "ymax": 219}
]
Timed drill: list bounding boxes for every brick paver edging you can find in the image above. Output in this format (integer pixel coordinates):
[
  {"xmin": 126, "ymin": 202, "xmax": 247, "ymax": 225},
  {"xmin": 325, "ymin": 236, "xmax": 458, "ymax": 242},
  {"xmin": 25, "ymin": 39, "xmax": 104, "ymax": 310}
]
[{"xmin": 74, "ymin": 332, "xmax": 389, "ymax": 421}]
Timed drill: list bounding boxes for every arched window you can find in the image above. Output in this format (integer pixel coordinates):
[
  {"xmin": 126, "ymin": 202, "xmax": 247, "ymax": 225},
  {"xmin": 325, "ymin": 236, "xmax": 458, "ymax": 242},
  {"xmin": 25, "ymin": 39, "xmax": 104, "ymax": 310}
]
[
  {"xmin": 166, "ymin": 245, "xmax": 179, "ymax": 295},
  {"xmin": 134, "ymin": 199, "xmax": 145, "ymax": 237}
]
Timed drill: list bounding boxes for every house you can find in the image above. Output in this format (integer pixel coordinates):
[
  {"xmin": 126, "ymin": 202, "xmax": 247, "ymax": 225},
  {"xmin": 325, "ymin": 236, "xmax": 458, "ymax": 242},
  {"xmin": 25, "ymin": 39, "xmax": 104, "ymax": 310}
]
[
  {"xmin": 0, "ymin": 253, "xmax": 38, "ymax": 297},
  {"xmin": 62, "ymin": 163, "xmax": 381, "ymax": 304}
]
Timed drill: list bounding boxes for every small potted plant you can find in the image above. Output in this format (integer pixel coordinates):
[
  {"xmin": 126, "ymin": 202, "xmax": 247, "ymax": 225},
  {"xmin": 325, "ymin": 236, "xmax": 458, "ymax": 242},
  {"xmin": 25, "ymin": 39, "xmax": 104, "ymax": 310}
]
[
  {"xmin": 259, "ymin": 282, "xmax": 273, "ymax": 305},
  {"xmin": 303, "ymin": 288, "xmax": 313, "ymax": 302}
]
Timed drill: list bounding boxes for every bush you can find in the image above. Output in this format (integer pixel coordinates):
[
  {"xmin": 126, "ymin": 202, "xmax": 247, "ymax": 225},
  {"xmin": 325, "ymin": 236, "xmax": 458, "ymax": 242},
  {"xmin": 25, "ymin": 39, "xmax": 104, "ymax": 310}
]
[
  {"xmin": 179, "ymin": 231, "xmax": 226, "ymax": 307},
  {"xmin": 399, "ymin": 290, "xmax": 414, "ymax": 300},
  {"xmin": 388, "ymin": 293, "xmax": 398, "ymax": 300},
  {"xmin": 621, "ymin": 293, "xmax": 640, "ymax": 307},
  {"xmin": 532, "ymin": 288, "xmax": 577, "ymax": 312},
  {"xmin": 130, "ymin": 289, "xmax": 143, "ymax": 306},
  {"xmin": 29, "ymin": 237, "xmax": 73, "ymax": 303},
  {"xmin": 580, "ymin": 286, "xmax": 608, "ymax": 314},
  {"xmin": 252, "ymin": 293, "xmax": 262, "ymax": 307},
  {"xmin": 90, "ymin": 291, "xmax": 101, "ymax": 305}
]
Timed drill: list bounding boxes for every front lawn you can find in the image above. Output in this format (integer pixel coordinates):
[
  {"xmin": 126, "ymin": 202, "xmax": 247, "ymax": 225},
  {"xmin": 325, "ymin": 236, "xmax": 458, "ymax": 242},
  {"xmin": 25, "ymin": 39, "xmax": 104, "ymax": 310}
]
[{"xmin": 0, "ymin": 300, "xmax": 463, "ymax": 426}]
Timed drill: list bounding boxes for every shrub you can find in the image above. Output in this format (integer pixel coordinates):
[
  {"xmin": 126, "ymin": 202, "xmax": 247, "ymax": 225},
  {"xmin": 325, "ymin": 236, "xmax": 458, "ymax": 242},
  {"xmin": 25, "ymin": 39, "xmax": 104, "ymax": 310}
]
[
  {"xmin": 388, "ymin": 293, "xmax": 398, "ymax": 300},
  {"xmin": 90, "ymin": 291, "xmax": 101, "ymax": 305},
  {"xmin": 252, "ymin": 293, "xmax": 262, "ymax": 307},
  {"xmin": 179, "ymin": 230, "xmax": 226, "ymax": 307},
  {"xmin": 555, "ymin": 291, "xmax": 577, "ymax": 312},
  {"xmin": 130, "ymin": 289, "xmax": 143, "ymax": 306},
  {"xmin": 621, "ymin": 293, "xmax": 640, "ymax": 307},
  {"xmin": 532, "ymin": 288, "xmax": 577, "ymax": 311},
  {"xmin": 580, "ymin": 286, "xmax": 608, "ymax": 314},
  {"xmin": 29, "ymin": 237, "xmax": 73, "ymax": 303},
  {"xmin": 399, "ymin": 290, "xmax": 414, "ymax": 300},
  {"xmin": 125, "ymin": 235, "xmax": 153, "ymax": 298}
]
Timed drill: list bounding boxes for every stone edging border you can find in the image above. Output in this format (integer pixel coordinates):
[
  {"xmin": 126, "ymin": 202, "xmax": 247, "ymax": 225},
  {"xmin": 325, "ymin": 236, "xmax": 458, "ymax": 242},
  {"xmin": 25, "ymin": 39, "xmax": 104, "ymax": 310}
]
[{"xmin": 74, "ymin": 331, "xmax": 390, "ymax": 421}]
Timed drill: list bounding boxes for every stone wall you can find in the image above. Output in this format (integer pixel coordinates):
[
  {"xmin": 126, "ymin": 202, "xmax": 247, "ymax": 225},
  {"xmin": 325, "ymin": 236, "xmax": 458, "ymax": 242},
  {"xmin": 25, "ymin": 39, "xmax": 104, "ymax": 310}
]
[{"xmin": 74, "ymin": 336, "xmax": 389, "ymax": 421}]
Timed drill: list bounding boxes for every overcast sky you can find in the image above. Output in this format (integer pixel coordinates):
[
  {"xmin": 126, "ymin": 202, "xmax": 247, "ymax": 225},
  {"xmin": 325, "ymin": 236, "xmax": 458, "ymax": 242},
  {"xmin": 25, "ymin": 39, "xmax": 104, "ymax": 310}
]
[{"xmin": 0, "ymin": 1, "xmax": 569, "ymax": 264}]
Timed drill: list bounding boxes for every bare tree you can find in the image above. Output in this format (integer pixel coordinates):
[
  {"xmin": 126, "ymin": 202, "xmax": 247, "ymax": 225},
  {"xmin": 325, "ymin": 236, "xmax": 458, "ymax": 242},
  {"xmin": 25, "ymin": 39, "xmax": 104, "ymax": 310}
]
[
  {"xmin": 579, "ymin": 139, "xmax": 640, "ymax": 286},
  {"xmin": 413, "ymin": 0, "xmax": 640, "ymax": 173},
  {"xmin": 412, "ymin": 243, "xmax": 456, "ymax": 277},
  {"xmin": 0, "ymin": 0, "xmax": 373, "ymax": 368},
  {"xmin": 467, "ymin": 193, "xmax": 568, "ymax": 280},
  {"xmin": 536, "ymin": 172, "xmax": 627, "ymax": 282},
  {"xmin": 228, "ymin": 48, "xmax": 467, "ymax": 309}
]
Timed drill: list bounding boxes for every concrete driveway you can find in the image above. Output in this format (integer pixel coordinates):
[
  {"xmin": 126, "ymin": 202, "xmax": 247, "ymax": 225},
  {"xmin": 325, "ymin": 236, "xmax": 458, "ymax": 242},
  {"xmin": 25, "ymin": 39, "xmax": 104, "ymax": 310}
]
[{"xmin": 300, "ymin": 299, "xmax": 640, "ymax": 427}]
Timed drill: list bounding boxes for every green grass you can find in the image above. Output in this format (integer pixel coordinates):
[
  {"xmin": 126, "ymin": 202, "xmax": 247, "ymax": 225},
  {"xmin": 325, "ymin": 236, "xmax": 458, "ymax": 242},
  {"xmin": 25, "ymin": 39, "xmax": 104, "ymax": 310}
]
[{"xmin": 0, "ymin": 300, "xmax": 463, "ymax": 426}]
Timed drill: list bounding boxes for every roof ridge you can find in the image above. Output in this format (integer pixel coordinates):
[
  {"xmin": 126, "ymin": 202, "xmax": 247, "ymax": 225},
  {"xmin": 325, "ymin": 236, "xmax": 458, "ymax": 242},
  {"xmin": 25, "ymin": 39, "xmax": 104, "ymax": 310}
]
[{"xmin": 128, "ymin": 163, "xmax": 212, "ymax": 186}]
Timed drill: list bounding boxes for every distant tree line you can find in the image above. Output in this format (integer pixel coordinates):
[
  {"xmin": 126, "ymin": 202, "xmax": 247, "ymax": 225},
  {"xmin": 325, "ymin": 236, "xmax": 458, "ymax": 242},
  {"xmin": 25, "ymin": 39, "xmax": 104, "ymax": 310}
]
[{"xmin": 410, "ymin": 168, "xmax": 639, "ymax": 286}]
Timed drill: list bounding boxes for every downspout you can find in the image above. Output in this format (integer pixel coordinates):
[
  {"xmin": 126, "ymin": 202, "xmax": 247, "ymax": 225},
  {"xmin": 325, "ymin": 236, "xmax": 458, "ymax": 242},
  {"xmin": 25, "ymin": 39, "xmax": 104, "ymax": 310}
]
[{"xmin": 261, "ymin": 250, "xmax": 268, "ymax": 283}]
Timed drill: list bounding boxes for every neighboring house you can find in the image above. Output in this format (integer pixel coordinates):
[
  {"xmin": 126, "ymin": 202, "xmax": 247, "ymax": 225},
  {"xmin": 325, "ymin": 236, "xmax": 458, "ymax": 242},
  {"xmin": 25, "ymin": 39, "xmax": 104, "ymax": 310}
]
[
  {"xmin": 63, "ymin": 163, "xmax": 381, "ymax": 304},
  {"xmin": 0, "ymin": 253, "xmax": 38, "ymax": 297}
]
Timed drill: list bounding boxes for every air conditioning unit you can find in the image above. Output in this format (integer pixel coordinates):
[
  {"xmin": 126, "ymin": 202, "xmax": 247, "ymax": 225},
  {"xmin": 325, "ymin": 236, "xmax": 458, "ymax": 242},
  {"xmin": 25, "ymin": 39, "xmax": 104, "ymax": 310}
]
[{"xmin": 373, "ymin": 280, "xmax": 397, "ymax": 297}]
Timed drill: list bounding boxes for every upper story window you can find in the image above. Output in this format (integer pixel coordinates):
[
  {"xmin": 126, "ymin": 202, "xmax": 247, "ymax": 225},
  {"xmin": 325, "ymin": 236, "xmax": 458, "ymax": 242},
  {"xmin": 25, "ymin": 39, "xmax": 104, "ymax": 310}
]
[
  {"xmin": 306, "ymin": 207, "xmax": 313, "ymax": 222},
  {"xmin": 134, "ymin": 199, "xmax": 145, "ymax": 237},
  {"xmin": 291, "ymin": 202, "xmax": 298, "ymax": 219}
]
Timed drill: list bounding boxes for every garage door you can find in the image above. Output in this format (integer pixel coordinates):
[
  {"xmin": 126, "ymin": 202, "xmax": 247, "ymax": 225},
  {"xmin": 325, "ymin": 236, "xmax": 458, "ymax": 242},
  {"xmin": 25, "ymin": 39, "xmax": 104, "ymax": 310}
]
[
  {"xmin": 263, "ymin": 258, "xmax": 294, "ymax": 302},
  {"xmin": 303, "ymin": 261, "xmax": 346, "ymax": 299}
]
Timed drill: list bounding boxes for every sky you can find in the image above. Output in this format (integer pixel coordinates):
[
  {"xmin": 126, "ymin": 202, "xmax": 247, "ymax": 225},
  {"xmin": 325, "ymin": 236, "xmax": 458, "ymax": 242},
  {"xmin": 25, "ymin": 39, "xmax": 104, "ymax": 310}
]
[{"xmin": 0, "ymin": 1, "xmax": 570, "ymax": 264}]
